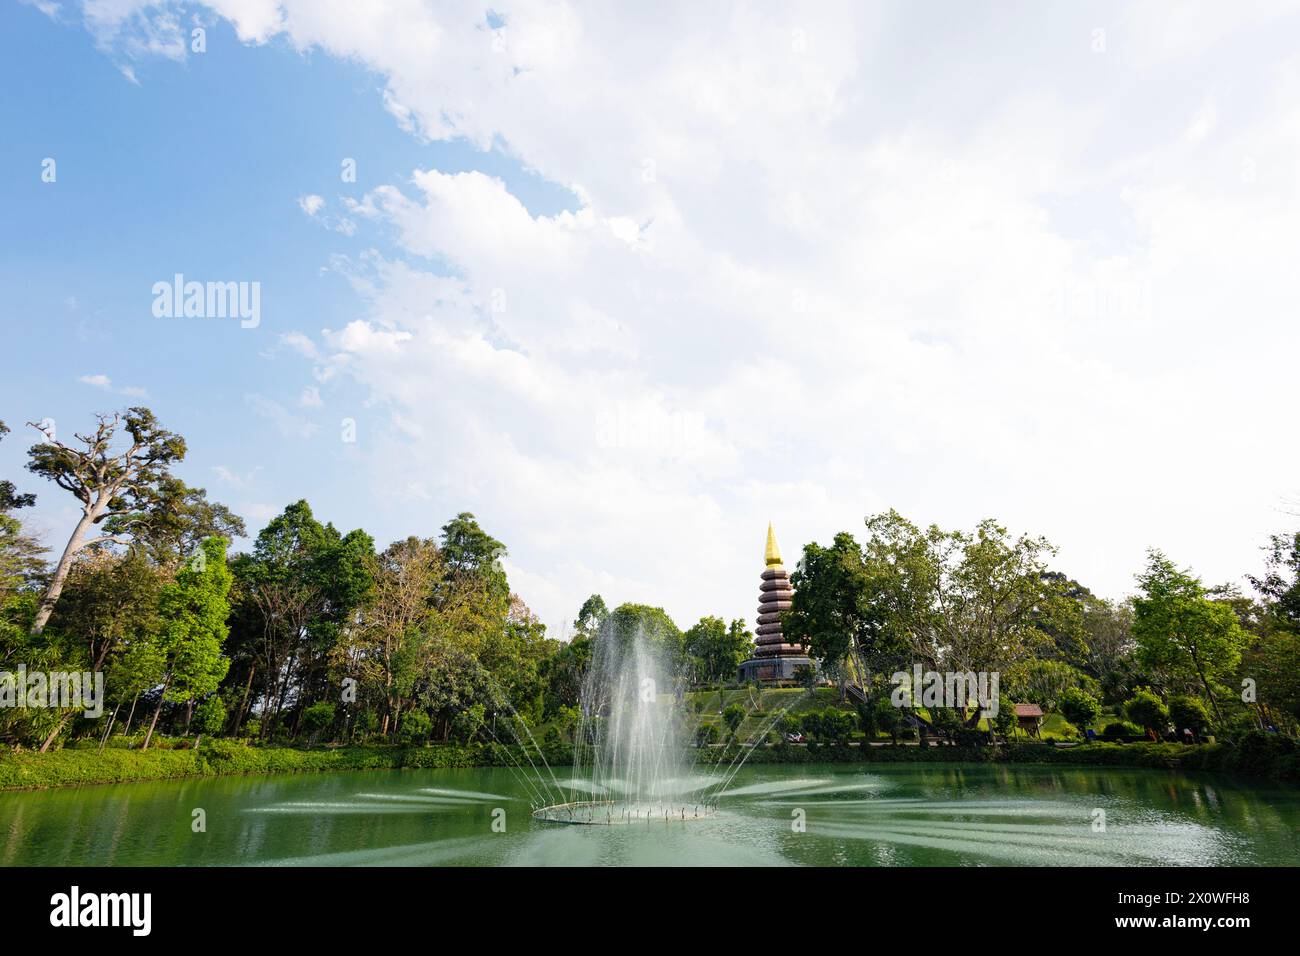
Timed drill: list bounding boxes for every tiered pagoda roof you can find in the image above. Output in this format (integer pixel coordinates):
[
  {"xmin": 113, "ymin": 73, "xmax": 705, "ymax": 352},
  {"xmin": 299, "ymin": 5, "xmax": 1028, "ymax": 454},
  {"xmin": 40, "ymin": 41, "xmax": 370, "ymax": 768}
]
[{"xmin": 752, "ymin": 524, "xmax": 805, "ymax": 659}]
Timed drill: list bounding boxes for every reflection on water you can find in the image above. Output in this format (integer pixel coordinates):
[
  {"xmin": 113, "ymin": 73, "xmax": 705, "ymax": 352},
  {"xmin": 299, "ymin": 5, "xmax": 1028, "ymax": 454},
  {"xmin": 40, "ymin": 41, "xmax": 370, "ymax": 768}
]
[{"xmin": 1, "ymin": 763, "xmax": 1297, "ymax": 866}]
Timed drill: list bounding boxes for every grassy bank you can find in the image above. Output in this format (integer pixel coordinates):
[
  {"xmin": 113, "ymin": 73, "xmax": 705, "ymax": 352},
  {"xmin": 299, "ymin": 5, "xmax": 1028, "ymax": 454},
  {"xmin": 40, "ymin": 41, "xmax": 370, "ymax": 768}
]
[
  {"xmin": 696, "ymin": 732, "xmax": 1300, "ymax": 782},
  {"xmin": 3, "ymin": 732, "xmax": 1296, "ymax": 792},
  {"xmin": 0, "ymin": 739, "xmax": 570, "ymax": 792}
]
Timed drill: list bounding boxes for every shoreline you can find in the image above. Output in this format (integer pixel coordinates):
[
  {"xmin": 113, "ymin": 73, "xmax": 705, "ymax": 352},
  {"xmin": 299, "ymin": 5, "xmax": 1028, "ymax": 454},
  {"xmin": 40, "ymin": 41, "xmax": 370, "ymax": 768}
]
[{"xmin": 2, "ymin": 734, "xmax": 1296, "ymax": 793}]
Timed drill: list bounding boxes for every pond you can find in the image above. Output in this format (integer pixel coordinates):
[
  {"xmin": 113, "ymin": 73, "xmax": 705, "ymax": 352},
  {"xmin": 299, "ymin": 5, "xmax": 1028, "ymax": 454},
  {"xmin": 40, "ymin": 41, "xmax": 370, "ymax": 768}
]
[{"xmin": 2, "ymin": 763, "xmax": 1297, "ymax": 866}]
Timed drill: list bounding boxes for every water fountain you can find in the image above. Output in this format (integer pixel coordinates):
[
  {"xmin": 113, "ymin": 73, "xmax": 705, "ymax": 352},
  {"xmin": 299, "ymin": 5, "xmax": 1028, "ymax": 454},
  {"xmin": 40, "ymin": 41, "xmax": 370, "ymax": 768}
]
[{"xmin": 532, "ymin": 619, "xmax": 719, "ymax": 825}]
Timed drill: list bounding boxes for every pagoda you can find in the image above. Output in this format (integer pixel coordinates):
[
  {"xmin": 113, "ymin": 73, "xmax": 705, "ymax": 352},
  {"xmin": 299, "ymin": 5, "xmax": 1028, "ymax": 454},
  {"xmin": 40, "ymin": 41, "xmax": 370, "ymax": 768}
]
[{"xmin": 737, "ymin": 524, "xmax": 814, "ymax": 683}]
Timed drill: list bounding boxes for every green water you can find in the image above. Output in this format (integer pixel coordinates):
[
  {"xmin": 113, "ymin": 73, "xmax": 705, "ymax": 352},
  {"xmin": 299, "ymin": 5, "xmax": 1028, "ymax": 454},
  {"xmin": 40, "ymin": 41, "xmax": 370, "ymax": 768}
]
[{"xmin": 2, "ymin": 763, "xmax": 1298, "ymax": 866}]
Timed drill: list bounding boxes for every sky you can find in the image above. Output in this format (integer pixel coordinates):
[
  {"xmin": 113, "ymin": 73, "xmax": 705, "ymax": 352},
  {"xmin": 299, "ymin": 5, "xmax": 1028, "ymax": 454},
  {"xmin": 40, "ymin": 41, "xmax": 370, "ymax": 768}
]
[{"xmin": 2, "ymin": 0, "xmax": 1299, "ymax": 638}]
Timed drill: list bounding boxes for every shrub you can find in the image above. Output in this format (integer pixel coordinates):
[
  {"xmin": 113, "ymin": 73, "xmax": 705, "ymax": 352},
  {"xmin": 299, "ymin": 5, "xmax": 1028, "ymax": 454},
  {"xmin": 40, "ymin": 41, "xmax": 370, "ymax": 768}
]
[
  {"xmin": 1103, "ymin": 721, "xmax": 1141, "ymax": 737},
  {"xmin": 301, "ymin": 700, "xmax": 336, "ymax": 739},
  {"xmin": 1168, "ymin": 695, "xmax": 1211, "ymax": 736},
  {"xmin": 1059, "ymin": 688, "xmax": 1101, "ymax": 731},
  {"xmin": 398, "ymin": 710, "xmax": 432, "ymax": 745},
  {"xmin": 193, "ymin": 697, "xmax": 227, "ymax": 736},
  {"xmin": 991, "ymin": 698, "xmax": 1017, "ymax": 739},
  {"xmin": 1125, "ymin": 688, "xmax": 1169, "ymax": 735},
  {"xmin": 722, "ymin": 704, "xmax": 746, "ymax": 735},
  {"xmin": 930, "ymin": 708, "xmax": 962, "ymax": 740},
  {"xmin": 695, "ymin": 722, "xmax": 719, "ymax": 747}
]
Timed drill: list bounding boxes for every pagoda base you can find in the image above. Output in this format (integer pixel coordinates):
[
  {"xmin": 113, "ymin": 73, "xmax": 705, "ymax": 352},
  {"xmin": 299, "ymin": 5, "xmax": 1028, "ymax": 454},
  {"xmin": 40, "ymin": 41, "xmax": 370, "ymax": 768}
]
[{"xmin": 737, "ymin": 655, "xmax": 815, "ymax": 684}]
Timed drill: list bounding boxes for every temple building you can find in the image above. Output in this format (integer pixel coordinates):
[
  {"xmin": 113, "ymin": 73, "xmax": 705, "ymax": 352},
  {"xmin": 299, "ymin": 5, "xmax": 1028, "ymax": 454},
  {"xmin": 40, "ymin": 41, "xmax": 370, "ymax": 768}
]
[{"xmin": 737, "ymin": 524, "xmax": 815, "ymax": 683}]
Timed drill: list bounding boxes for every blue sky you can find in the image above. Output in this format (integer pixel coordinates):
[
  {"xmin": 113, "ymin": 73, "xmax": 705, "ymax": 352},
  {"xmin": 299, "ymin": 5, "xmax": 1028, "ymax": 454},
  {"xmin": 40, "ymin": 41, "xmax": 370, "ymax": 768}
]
[
  {"xmin": 3, "ymin": 1, "xmax": 1300, "ymax": 633},
  {"xmin": 0, "ymin": 2, "xmax": 575, "ymax": 602}
]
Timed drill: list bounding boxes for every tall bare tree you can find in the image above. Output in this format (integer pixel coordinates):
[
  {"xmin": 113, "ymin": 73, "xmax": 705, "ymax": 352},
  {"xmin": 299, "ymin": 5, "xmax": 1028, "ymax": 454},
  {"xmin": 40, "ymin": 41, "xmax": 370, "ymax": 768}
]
[{"xmin": 25, "ymin": 408, "xmax": 185, "ymax": 633}]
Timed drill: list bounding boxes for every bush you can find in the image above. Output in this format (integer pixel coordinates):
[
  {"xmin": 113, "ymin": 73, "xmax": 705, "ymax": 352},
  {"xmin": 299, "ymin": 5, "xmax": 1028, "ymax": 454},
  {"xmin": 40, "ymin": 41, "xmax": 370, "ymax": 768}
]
[
  {"xmin": 301, "ymin": 700, "xmax": 336, "ymax": 739},
  {"xmin": 722, "ymin": 704, "xmax": 746, "ymax": 735},
  {"xmin": 1059, "ymin": 688, "xmax": 1101, "ymax": 731},
  {"xmin": 694, "ymin": 722, "xmax": 719, "ymax": 747},
  {"xmin": 398, "ymin": 710, "xmax": 432, "ymax": 745},
  {"xmin": 1168, "ymin": 695, "xmax": 1211, "ymax": 736},
  {"xmin": 1125, "ymin": 687, "xmax": 1169, "ymax": 735},
  {"xmin": 193, "ymin": 697, "xmax": 227, "ymax": 736},
  {"xmin": 810, "ymin": 709, "xmax": 855, "ymax": 745},
  {"xmin": 1103, "ymin": 721, "xmax": 1141, "ymax": 737}
]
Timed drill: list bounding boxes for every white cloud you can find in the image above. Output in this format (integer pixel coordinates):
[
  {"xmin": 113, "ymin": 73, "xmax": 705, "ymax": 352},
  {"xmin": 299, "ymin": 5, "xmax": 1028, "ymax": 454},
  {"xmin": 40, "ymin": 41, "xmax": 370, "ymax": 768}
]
[
  {"xmin": 213, "ymin": 464, "xmax": 261, "ymax": 489},
  {"xmin": 245, "ymin": 393, "xmax": 318, "ymax": 439},
  {"xmin": 297, "ymin": 193, "xmax": 324, "ymax": 217},
  {"xmin": 77, "ymin": 372, "xmax": 147, "ymax": 397},
  {"xmin": 56, "ymin": 1, "xmax": 1300, "ymax": 632}
]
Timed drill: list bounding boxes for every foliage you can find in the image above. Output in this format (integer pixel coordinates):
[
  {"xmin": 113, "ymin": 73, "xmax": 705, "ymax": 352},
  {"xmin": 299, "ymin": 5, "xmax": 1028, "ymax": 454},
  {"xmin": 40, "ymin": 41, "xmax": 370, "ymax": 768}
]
[
  {"xmin": 1168, "ymin": 694, "xmax": 1210, "ymax": 735},
  {"xmin": 685, "ymin": 616, "xmax": 753, "ymax": 683},
  {"xmin": 1125, "ymin": 687, "xmax": 1170, "ymax": 735},
  {"xmin": 1133, "ymin": 551, "xmax": 1248, "ymax": 722},
  {"xmin": 1058, "ymin": 687, "xmax": 1101, "ymax": 730},
  {"xmin": 722, "ymin": 704, "xmax": 746, "ymax": 735},
  {"xmin": 193, "ymin": 696, "xmax": 227, "ymax": 736}
]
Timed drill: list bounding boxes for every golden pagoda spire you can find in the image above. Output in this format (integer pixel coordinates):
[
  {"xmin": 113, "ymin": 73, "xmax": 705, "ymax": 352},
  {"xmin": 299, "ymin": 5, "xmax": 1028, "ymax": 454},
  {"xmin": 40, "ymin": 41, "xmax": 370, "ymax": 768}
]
[{"xmin": 764, "ymin": 522, "xmax": 783, "ymax": 567}]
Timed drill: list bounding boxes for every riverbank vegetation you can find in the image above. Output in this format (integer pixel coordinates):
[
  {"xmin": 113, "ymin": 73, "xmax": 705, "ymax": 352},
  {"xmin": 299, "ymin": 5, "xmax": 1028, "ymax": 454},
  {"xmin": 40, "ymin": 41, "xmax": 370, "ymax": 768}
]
[{"xmin": 2, "ymin": 407, "xmax": 1299, "ymax": 787}]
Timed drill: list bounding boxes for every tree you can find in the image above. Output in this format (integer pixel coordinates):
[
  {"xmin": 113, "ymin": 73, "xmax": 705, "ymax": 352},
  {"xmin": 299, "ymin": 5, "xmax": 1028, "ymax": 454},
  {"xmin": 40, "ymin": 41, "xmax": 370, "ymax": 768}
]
[
  {"xmin": 856, "ymin": 510, "xmax": 1063, "ymax": 725},
  {"xmin": 193, "ymin": 696, "xmax": 227, "ymax": 737},
  {"xmin": 45, "ymin": 547, "xmax": 163, "ymax": 674},
  {"xmin": 25, "ymin": 408, "xmax": 186, "ymax": 633},
  {"xmin": 121, "ymin": 477, "xmax": 245, "ymax": 570},
  {"xmin": 785, "ymin": 532, "xmax": 878, "ymax": 691},
  {"xmin": 1082, "ymin": 598, "xmax": 1138, "ymax": 703},
  {"xmin": 1058, "ymin": 687, "xmax": 1100, "ymax": 733},
  {"xmin": 874, "ymin": 696, "xmax": 909, "ymax": 744},
  {"xmin": 0, "ymin": 421, "xmax": 36, "ymax": 513},
  {"xmin": 227, "ymin": 500, "xmax": 373, "ymax": 739},
  {"xmin": 1124, "ymin": 687, "xmax": 1169, "ymax": 737},
  {"xmin": 1249, "ymin": 531, "xmax": 1300, "ymax": 632},
  {"xmin": 684, "ymin": 615, "xmax": 753, "ymax": 683},
  {"xmin": 1168, "ymin": 694, "xmax": 1210, "ymax": 737},
  {"xmin": 574, "ymin": 594, "xmax": 609, "ymax": 639},
  {"xmin": 142, "ymin": 536, "xmax": 233, "ymax": 749},
  {"xmin": 603, "ymin": 603, "xmax": 684, "ymax": 668},
  {"xmin": 0, "ymin": 422, "xmax": 45, "ymax": 614},
  {"xmin": 1005, "ymin": 659, "xmax": 1085, "ymax": 713},
  {"xmin": 333, "ymin": 536, "xmax": 443, "ymax": 737},
  {"xmin": 1133, "ymin": 551, "xmax": 1248, "ymax": 722},
  {"xmin": 991, "ymin": 697, "xmax": 1017, "ymax": 740},
  {"xmin": 722, "ymin": 703, "xmax": 745, "ymax": 737}
]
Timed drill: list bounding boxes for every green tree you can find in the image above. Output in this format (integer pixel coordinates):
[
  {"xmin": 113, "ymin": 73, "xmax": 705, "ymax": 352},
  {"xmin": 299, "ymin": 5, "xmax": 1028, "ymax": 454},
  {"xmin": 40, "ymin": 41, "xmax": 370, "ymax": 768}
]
[
  {"xmin": 1124, "ymin": 687, "xmax": 1169, "ymax": 737},
  {"xmin": 858, "ymin": 510, "xmax": 1063, "ymax": 725},
  {"xmin": 0, "ymin": 421, "xmax": 37, "ymax": 514},
  {"xmin": 193, "ymin": 696, "xmax": 227, "ymax": 737},
  {"xmin": 1249, "ymin": 531, "xmax": 1300, "ymax": 633},
  {"xmin": 991, "ymin": 697, "xmax": 1017, "ymax": 740},
  {"xmin": 684, "ymin": 615, "xmax": 753, "ymax": 683},
  {"xmin": 574, "ymin": 594, "xmax": 609, "ymax": 639},
  {"xmin": 722, "ymin": 703, "xmax": 745, "ymax": 737},
  {"xmin": 785, "ymin": 532, "xmax": 878, "ymax": 692},
  {"xmin": 1133, "ymin": 551, "xmax": 1248, "ymax": 722},
  {"xmin": 603, "ymin": 603, "xmax": 684, "ymax": 671},
  {"xmin": 1058, "ymin": 686, "xmax": 1101, "ymax": 733},
  {"xmin": 143, "ymin": 537, "xmax": 233, "ymax": 749},
  {"xmin": 300, "ymin": 700, "xmax": 336, "ymax": 741},
  {"xmin": 109, "ymin": 476, "xmax": 245, "ymax": 571},
  {"xmin": 1005, "ymin": 659, "xmax": 1086, "ymax": 713},
  {"xmin": 1168, "ymin": 694, "xmax": 1210, "ymax": 737}
]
